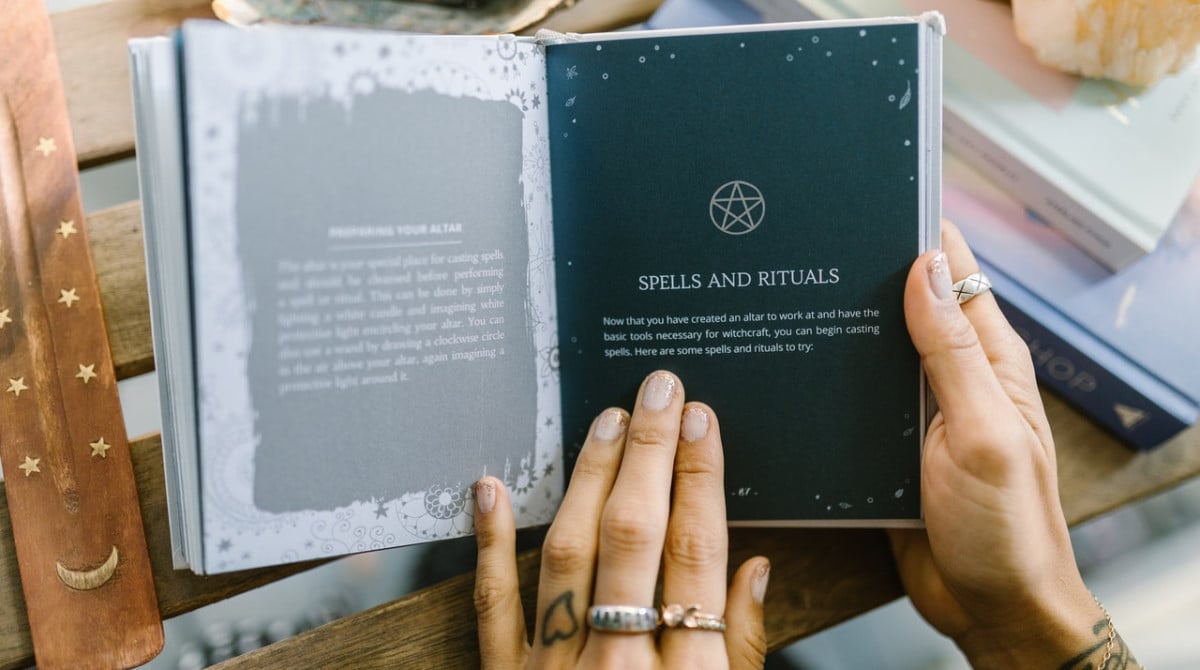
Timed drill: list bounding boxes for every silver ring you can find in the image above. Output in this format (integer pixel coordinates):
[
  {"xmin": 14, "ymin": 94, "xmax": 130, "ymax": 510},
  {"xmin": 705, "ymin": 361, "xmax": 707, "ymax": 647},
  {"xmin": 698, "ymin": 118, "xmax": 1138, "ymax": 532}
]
[
  {"xmin": 952, "ymin": 271, "xmax": 992, "ymax": 304},
  {"xmin": 660, "ymin": 603, "xmax": 727, "ymax": 632},
  {"xmin": 586, "ymin": 605, "xmax": 659, "ymax": 633}
]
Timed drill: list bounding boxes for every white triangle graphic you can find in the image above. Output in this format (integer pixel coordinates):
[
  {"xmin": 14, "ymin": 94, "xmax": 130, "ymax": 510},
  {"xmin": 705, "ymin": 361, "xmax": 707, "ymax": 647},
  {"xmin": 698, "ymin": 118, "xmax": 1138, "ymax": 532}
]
[{"xmin": 1113, "ymin": 403, "xmax": 1148, "ymax": 431}]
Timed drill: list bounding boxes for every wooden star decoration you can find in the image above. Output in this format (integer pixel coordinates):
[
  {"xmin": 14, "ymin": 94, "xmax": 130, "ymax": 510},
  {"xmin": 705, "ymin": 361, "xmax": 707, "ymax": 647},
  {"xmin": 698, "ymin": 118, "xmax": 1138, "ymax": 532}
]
[
  {"xmin": 89, "ymin": 437, "xmax": 111, "ymax": 458},
  {"xmin": 0, "ymin": 308, "xmax": 11, "ymax": 330},
  {"xmin": 57, "ymin": 288, "xmax": 79, "ymax": 307},
  {"xmin": 34, "ymin": 136, "xmax": 56, "ymax": 157},
  {"xmin": 75, "ymin": 363, "xmax": 97, "ymax": 384},
  {"xmin": 56, "ymin": 219, "xmax": 76, "ymax": 239},
  {"xmin": 18, "ymin": 456, "xmax": 40, "ymax": 477},
  {"xmin": 6, "ymin": 377, "xmax": 28, "ymax": 397}
]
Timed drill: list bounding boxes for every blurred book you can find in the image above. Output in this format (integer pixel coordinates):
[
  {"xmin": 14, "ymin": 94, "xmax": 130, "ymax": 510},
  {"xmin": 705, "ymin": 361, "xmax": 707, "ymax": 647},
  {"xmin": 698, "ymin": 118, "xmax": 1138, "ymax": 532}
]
[
  {"xmin": 945, "ymin": 152, "xmax": 1200, "ymax": 450},
  {"xmin": 645, "ymin": 0, "xmax": 777, "ymax": 29},
  {"xmin": 747, "ymin": 0, "xmax": 1200, "ymax": 272}
]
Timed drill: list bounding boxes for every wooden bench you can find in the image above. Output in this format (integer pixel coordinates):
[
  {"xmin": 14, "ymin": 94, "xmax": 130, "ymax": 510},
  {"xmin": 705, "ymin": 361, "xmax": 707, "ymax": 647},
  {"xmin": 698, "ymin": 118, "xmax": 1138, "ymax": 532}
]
[{"xmin": 2, "ymin": 1, "xmax": 1198, "ymax": 667}]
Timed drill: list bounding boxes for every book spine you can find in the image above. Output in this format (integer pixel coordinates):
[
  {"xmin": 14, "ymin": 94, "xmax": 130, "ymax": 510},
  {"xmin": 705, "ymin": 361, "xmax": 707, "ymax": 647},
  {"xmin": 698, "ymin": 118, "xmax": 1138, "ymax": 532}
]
[
  {"xmin": 943, "ymin": 108, "xmax": 1148, "ymax": 272},
  {"xmin": 985, "ymin": 276, "xmax": 1191, "ymax": 451}
]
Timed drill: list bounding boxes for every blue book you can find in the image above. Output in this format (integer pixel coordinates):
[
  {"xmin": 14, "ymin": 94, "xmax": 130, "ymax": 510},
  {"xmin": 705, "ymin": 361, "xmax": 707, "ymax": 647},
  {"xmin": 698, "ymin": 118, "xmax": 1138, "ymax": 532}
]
[{"xmin": 945, "ymin": 154, "xmax": 1200, "ymax": 450}]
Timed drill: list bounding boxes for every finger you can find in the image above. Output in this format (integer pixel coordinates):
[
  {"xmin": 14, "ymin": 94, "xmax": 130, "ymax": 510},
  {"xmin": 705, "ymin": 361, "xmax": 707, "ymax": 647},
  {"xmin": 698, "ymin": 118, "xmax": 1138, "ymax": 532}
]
[
  {"xmin": 724, "ymin": 557, "xmax": 769, "ymax": 670},
  {"xmin": 661, "ymin": 403, "xmax": 729, "ymax": 662},
  {"xmin": 530, "ymin": 409, "xmax": 628, "ymax": 664},
  {"xmin": 939, "ymin": 220, "xmax": 1021, "ymax": 357},
  {"xmin": 940, "ymin": 221, "xmax": 1053, "ymax": 450},
  {"xmin": 593, "ymin": 371, "xmax": 682, "ymax": 603},
  {"xmin": 474, "ymin": 477, "xmax": 529, "ymax": 670},
  {"xmin": 587, "ymin": 371, "xmax": 683, "ymax": 657}
]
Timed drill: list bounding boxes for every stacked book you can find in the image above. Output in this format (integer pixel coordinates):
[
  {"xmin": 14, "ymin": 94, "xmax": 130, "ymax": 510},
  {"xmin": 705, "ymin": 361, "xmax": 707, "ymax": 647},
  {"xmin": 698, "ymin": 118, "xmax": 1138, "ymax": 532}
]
[{"xmin": 655, "ymin": 0, "xmax": 1200, "ymax": 449}]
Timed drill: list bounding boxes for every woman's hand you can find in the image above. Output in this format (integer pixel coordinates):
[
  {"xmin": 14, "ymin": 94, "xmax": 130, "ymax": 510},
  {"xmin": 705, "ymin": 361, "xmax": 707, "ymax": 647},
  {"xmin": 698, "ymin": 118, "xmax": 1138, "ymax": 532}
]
[
  {"xmin": 892, "ymin": 222, "xmax": 1139, "ymax": 668},
  {"xmin": 473, "ymin": 371, "xmax": 770, "ymax": 669}
]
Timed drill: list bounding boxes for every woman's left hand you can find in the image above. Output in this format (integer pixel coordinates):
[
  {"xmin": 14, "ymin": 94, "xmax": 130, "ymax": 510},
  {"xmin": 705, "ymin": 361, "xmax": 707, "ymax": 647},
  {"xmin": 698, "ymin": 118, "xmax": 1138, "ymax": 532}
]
[{"xmin": 472, "ymin": 370, "xmax": 770, "ymax": 669}]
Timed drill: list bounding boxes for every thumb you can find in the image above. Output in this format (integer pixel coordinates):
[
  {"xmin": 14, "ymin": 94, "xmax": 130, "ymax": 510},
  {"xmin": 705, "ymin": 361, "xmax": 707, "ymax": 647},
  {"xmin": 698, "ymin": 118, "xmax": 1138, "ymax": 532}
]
[
  {"xmin": 904, "ymin": 250, "xmax": 1007, "ymax": 429},
  {"xmin": 724, "ymin": 557, "xmax": 769, "ymax": 670}
]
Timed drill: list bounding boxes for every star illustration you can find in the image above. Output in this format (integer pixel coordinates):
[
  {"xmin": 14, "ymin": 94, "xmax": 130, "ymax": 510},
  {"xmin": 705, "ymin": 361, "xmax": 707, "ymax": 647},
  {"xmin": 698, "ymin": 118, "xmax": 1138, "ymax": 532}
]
[
  {"xmin": 56, "ymin": 220, "xmax": 77, "ymax": 239},
  {"xmin": 58, "ymin": 288, "xmax": 79, "ymax": 307},
  {"xmin": 711, "ymin": 182, "xmax": 765, "ymax": 234},
  {"xmin": 0, "ymin": 309, "xmax": 10, "ymax": 330},
  {"xmin": 35, "ymin": 137, "xmax": 56, "ymax": 157},
  {"xmin": 75, "ymin": 363, "xmax": 97, "ymax": 384},
  {"xmin": 6, "ymin": 377, "xmax": 28, "ymax": 397},
  {"xmin": 18, "ymin": 456, "xmax": 40, "ymax": 477},
  {"xmin": 90, "ymin": 437, "xmax": 111, "ymax": 458},
  {"xmin": 374, "ymin": 501, "xmax": 389, "ymax": 519}
]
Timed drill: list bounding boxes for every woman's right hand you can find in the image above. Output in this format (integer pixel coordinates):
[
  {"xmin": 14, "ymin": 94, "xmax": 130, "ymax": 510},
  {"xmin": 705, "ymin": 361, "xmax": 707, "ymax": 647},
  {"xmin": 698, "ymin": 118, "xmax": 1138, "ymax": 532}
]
[{"xmin": 891, "ymin": 221, "xmax": 1140, "ymax": 669}]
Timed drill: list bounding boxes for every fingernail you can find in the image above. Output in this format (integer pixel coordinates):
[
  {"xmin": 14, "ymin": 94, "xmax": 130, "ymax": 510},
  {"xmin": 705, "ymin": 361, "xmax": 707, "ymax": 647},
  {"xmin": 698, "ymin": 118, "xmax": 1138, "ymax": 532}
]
[
  {"xmin": 927, "ymin": 252, "xmax": 953, "ymax": 301},
  {"xmin": 642, "ymin": 372, "xmax": 676, "ymax": 411},
  {"xmin": 752, "ymin": 561, "xmax": 770, "ymax": 604},
  {"xmin": 593, "ymin": 410, "xmax": 626, "ymax": 441},
  {"xmin": 681, "ymin": 407, "xmax": 709, "ymax": 442},
  {"xmin": 476, "ymin": 479, "xmax": 496, "ymax": 514}
]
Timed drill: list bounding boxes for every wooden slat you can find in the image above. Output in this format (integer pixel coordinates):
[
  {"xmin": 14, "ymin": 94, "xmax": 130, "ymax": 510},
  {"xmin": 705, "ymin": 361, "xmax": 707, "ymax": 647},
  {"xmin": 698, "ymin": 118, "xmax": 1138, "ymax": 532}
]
[
  {"xmin": 52, "ymin": 0, "xmax": 215, "ymax": 169},
  {"xmin": 90, "ymin": 202, "xmax": 155, "ymax": 379},
  {"xmin": 0, "ymin": 434, "xmax": 324, "ymax": 670},
  {"xmin": 2, "ymin": 401, "xmax": 1194, "ymax": 669},
  {"xmin": 208, "ymin": 409, "xmax": 1200, "ymax": 668}
]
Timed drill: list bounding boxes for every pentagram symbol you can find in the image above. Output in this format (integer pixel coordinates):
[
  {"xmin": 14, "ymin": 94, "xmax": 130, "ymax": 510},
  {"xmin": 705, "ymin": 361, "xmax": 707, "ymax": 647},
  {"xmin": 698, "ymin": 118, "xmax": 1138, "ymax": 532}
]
[{"xmin": 710, "ymin": 181, "xmax": 764, "ymax": 235}]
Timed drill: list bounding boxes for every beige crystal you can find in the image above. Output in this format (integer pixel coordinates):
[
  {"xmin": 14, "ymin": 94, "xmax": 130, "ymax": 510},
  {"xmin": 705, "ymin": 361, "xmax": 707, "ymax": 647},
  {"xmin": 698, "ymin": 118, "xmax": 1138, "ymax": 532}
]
[{"xmin": 1012, "ymin": 0, "xmax": 1200, "ymax": 86}]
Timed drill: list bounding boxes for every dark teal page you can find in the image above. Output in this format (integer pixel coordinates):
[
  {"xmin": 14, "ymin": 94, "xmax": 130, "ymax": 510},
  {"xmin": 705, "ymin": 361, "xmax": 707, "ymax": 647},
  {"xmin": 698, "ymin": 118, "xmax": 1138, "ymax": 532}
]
[{"xmin": 548, "ymin": 23, "xmax": 925, "ymax": 521}]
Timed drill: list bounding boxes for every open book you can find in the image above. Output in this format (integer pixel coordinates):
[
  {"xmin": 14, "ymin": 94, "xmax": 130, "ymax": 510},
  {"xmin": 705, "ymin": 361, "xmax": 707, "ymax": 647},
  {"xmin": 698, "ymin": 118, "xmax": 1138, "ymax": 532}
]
[{"xmin": 130, "ymin": 15, "xmax": 943, "ymax": 574}]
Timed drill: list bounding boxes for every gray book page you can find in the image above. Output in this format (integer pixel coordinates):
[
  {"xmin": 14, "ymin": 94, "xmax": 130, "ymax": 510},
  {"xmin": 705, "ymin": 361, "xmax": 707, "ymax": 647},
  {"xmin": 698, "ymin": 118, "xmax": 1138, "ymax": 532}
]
[{"xmin": 182, "ymin": 22, "xmax": 559, "ymax": 573}]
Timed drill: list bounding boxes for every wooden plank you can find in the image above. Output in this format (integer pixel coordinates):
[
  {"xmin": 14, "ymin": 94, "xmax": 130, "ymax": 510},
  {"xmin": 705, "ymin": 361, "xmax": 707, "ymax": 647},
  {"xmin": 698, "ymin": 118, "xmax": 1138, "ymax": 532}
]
[
  {"xmin": 0, "ymin": 434, "xmax": 324, "ymax": 670},
  {"xmin": 49, "ymin": 0, "xmax": 655, "ymax": 171},
  {"xmin": 52, "ymin": 0, "xmax": 215, "ymax": 169},
  {"xmin": 2, "ymin": 410, "xmax": 1192, "ymax": 669},
  {"xmin": 211, "ymin": 413, "xmax": 1200, "ymax": 668},
  {"xmin": 89, "ymin": 203, "xmax": 155, "ymax": 380}
]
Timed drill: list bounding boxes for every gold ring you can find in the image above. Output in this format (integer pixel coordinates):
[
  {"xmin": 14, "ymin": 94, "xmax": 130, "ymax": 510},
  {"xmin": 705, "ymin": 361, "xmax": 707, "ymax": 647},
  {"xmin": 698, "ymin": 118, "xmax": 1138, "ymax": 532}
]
[{"xmin": 660, "ymin": 603, "xmax": 726, "ymax": 632}]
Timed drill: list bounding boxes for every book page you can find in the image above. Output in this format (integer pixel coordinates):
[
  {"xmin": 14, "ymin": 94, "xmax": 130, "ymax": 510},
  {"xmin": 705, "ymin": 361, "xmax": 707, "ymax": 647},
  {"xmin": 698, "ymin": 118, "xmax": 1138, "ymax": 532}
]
[
  {"xmin": 547, "ymin": 22, "xmax": 932, "ymax": 523},
  {"xmin": 181, "ymin": 23, "xmax": 559, "ymax": 572}
]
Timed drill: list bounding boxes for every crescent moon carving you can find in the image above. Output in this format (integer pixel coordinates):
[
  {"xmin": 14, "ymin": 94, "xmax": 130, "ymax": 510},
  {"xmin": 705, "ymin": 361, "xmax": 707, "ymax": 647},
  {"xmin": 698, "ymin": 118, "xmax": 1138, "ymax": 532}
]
[{"xmin": 55, "ymin": 545, "xmax": 119, "ymax": 591}]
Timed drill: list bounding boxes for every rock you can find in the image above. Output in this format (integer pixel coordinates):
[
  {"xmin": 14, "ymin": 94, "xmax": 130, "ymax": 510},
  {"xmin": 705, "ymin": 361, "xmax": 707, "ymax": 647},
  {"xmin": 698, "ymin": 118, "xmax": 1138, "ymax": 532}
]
[{"xmin": 1012, "ymin": 0, "xmax": 1200, "ymax": 86}]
